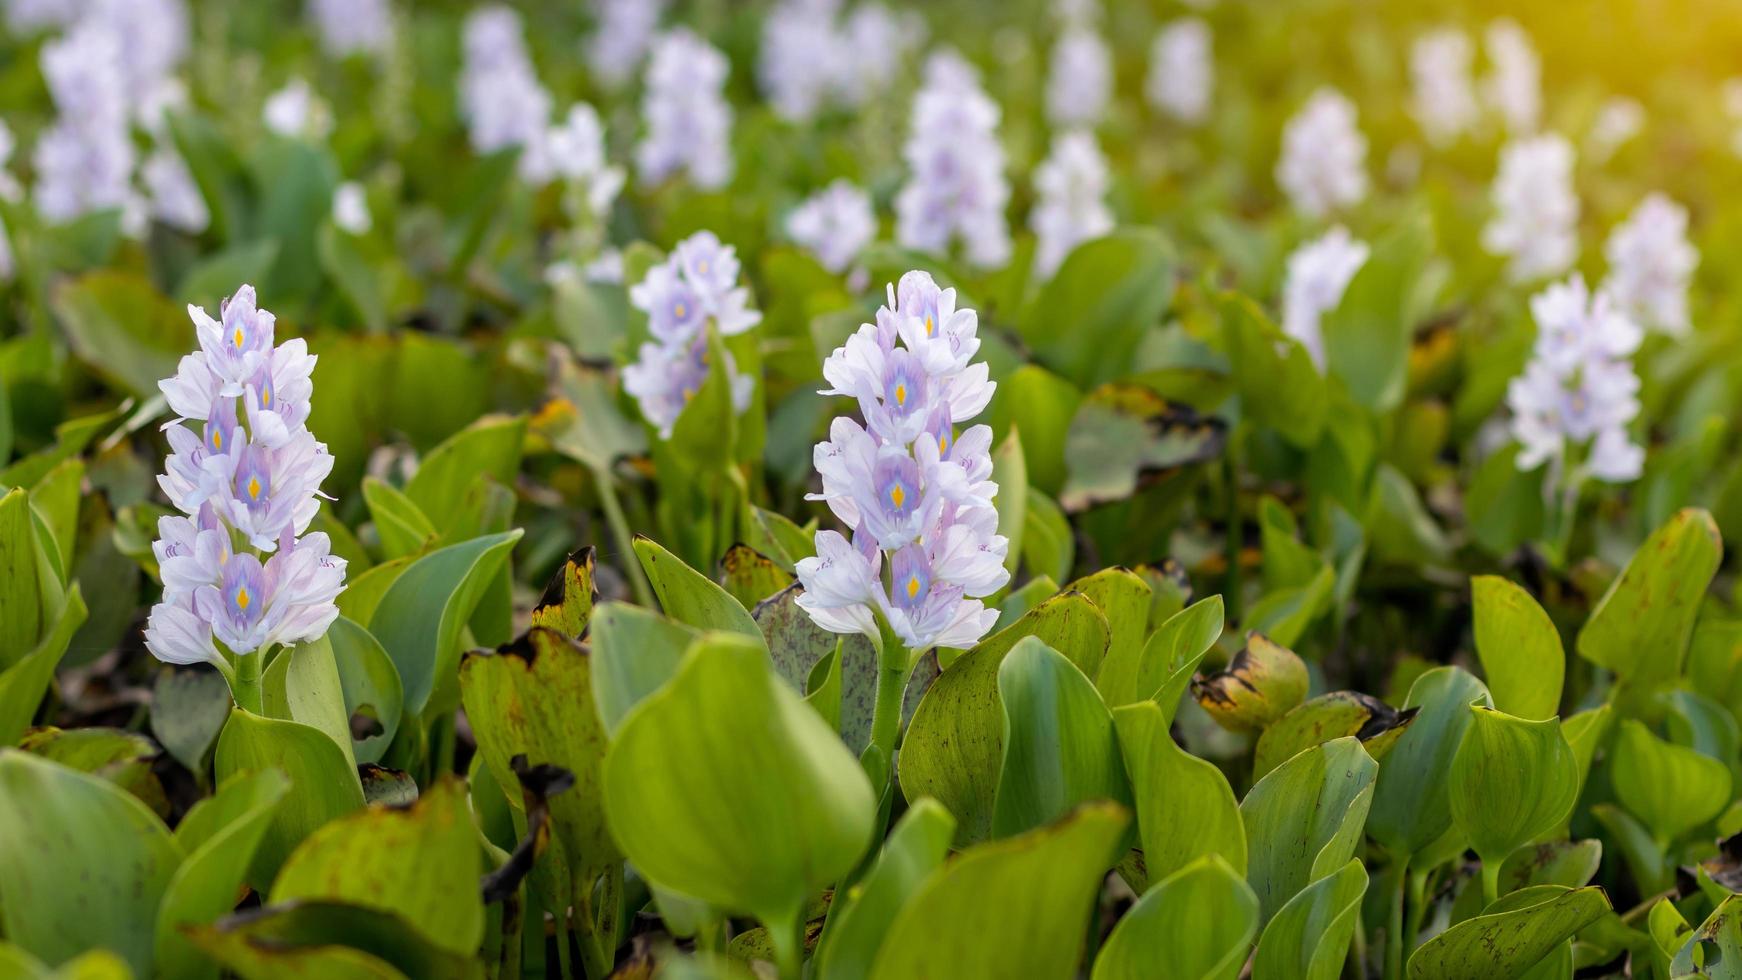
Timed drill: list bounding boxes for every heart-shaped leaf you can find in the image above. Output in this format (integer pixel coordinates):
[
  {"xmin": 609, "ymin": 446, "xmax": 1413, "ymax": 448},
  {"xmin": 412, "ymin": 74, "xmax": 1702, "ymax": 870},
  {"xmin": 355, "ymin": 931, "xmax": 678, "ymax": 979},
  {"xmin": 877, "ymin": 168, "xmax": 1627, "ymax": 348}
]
[
  {"xmin": 1407, "ymin": 885, "xmax": 1610, "ymax": 980},
  {"xmin": 1449, "ymin": 708, "xmax": 1579, "ymax": 870},
  {"xmin": 1240, "ymin": 736, "xmax": 1377, "ymax": 925},
  {"xmin": 1610, "ymin": 719, "xmax": 1732, "ymax": 846},
  {"xmin": 1114, "ymin": 700, "xmax": 1246, "ymax": 884},
  {"xmin": 1470, "ymin": 576, "xmax": 1563, "ymax": 721},
  {"xmin": 1577, "ymin": 508, "xmax": 1721, "ymax": 689},
  {"xmin": 1092, "ymin": 855, "xmax": 1259, "ymax": 980},
  {"xmin": 1252, "ymin": 858, "xmax": 1368, "ymax": 980}
]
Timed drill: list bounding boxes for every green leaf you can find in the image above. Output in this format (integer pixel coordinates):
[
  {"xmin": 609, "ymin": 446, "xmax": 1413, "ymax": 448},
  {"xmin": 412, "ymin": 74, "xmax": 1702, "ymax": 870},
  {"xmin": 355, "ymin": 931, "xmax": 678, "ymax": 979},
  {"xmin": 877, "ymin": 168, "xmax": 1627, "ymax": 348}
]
[
  {"xmin": 602, "ymin": 634, "xmax": 874, "ymax": 924},
  {"xmin": 154, "ymin": 769, "xmax": 290, "ymax": 980},
  {"xmin": 993, "ymin": 428, "xmax": 1029, "ymax": 582},
  {"xmin": 1577, "ymin": 508, "xmax": 1722, "ymax": 688},
  {"xmin": 271, "ymin": 778, "xmax": 484, "ymax": 957},
  {"xmin": 633, "ymin": 536, "xmax": 763, "ymax": 642},
  {"xmin": 1471, "ymin": 577, "xmax": 1563, "ymax": 721},
  {"xmin": 149, "ymin": 666, "xmax": 231, "ymax": 773},
  {"xmin": 1222, "ymin": 292, "xmax": 1326, "ymax": 448},
  {"xmin": 900, "ymin": 593, "xmax": 1111, "ymax": 845},
  {"xmin": 28, "ymin": 458, "xmax": 81, "ymax": 580},
  {"xmin": 533, "ymin": 356, "xmax": 647, "ymax": 473},
  {"xmin": 461, "ymin": 627, "xmax": 619, "ymax": 897},
  {"xmin": 368, "ymin": 530, "xmax": 522, "ymax": 717},
  {"xmin": 1254, "ymin": 691, "xmax": 1415, "ymax": 781},
  {"xmin": 1068, "ymin": 568, "xmax": 1151, "ymax": 698},
  {"xmin": 868, "ymin": 803, "xmax": 1130, "ymax": 980},
  {"xmin": 1320, "ymin": 211, "xmax": 1431, "ymax": 412},
  {"xmin": 0, "ymin": 750, "xmax": 180, "ymax": 976},
  {"xmin": 175, "ymin": 239, "xmax": 280, "ymax": 308},
  {"xmin": 361, "ymin": 477, "xmax": 438, "ymax": 560},
  {"xmin": 1060, "ymin": 383, "xmax": 1225, "ymax": 512},
  {"xmin": 997, "ymin": 366, "xmax": 1082, "ymax": 495},
  {"xmin": 1092, "ymin": 855, "xmax": 1259, "ymax": 980},
  {"xmin": 1019, "ymin": 228, "xmax": 1176, "ymax": 389},
  {"xmin": 0, "ymin": 587, "xmax": 86, "ymax": 745},
  {"xmin": 328, "ymin": 618, "xmax": 403, "ymax": 766},
  {"xmin": 1611, "ymin": 719, "xmax": 1733, "ymax": 845},
  {"xmin": 1240, "ymin": 736, "xmax": 1377, "ymax": 925},
  {"xmin": 719, "ymin": 544, "xmax": 794, "ymax": 611},
  {"xmin": 1114, "ymin": 700, "xmax": 1247, "ymax": 883},
  {"xmin": 1408, "ymin": 885, "xmax": 1610, "ymax": 980},
  {"xmin": 1252, "ymin": 858, "xmax": 1368, "ymax": 980},
  {"xmin": 529, "ymin": 547, "xmax": 598, "ymax": 639},
  {"xmin": 1674, "ymin": 894, "xmax": 1742, "ymax": 978},
  {"xmin": 1100, "ymin": 594, "xmax": 1223, "ymax": 711},
  {"xmin": 588, "ymin": 601, "xmax": 699, "ymax": 736},
  {"xmin": 404, "ymin": 414, "xmax": 526, "ymax": 535},
  {"xmin": 1449, "ymin": 708, "xmax": 1579, "ymax": 867},
  {"xmin": 992, "ymin": 638, "xmax": 1132, "ymax": 838},
  {"xmin": 49, "ymin": 272, "xmax": 185, "ymax": 400},
  {"xmin": 1192, "ymin": 633, "xmax": 1309, "ymax": 734},
  {"xmin": 1368, "ymin": 666, "xmax": 1491, "ymax": 862},
  {"xmin": 816, "ymin": 799, "xmax": 956, "ymax": 980},
  {"xmin": 212, "ymin": 708, "xmax": 366, "ymax": 890},
  {"xmin": 183, "ymin": 900, "xmax": 476, "ymax": 979},
  {"xmin": 262, "ymin": 635, "xmax": 359, "ymax": 773},
  {"xmin": 0, "ymin": 488, "xmax": 45, "ymax": 668},
  {"xmin": 317, "ymin": 222, "xmax": 386, "ymax": 333},
  {"xmin": 1021, "ymin": 489, "xmax": 1076, "ymax": 584}
]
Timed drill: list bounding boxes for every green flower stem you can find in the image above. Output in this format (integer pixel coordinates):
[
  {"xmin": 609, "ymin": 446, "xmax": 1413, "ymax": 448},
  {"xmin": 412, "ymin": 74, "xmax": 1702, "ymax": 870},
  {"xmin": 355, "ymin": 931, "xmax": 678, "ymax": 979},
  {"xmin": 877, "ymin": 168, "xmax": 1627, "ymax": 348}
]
[
  {"xmin": 1384, "ymin": 854, "xmax": 1409, "ymax": 980},
  {"xmin": 1480, "ymin": 859, "xmax": 1502, "ymax": 908},
  {"xmin": 864, "ymin": 614, "xmax": 911, "ymax": 785},
  {"xmin": 232, "ymin": 647, "xmax": 264, "ymax": 714},
  {"xmin": 1404, "ymin": 868, "xmax": 1430, "ymax": 966},
  {"xmin": 591, "ymin": 463, "xmax": 654, "ymax": 609}
]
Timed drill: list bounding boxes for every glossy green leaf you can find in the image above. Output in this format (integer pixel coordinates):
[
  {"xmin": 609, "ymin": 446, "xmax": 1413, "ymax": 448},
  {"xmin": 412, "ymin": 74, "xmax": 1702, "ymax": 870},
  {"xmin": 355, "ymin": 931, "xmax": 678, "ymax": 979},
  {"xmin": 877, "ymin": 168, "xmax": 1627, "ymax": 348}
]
[
  {"xmin": 0, "ymin": 586, "xmax": 86, "ymax": 746},
  {"xmin": 368, "ymin": 529, "xmax": 522, "ymax": 716},
  {"xmin": 589, "ymin": 600, "xmax": 699, "ymax": 736},
  {"xmin": 1020, "ymin": 228, "xmax": 1175, "ymax": 389},
  {"xmin": 1252, "ymin": 858, "xmax": 1368, "ymax": 980},
  {"xmin": 1222, "ymin": 292, "xmax": 1326, "ymax": 448},
  {"xmin": 992, "ymin": 638, "xmax": 1132, "ymax": 838},
  {"xmin": 0, "ymin": 750, "xmax": 180, "ymax": 976},
  {"xmin": 361, "ymin": 477, "xmax": 437, "ymax": 560},
  {"xmin": 1068, "ymin": 567, "xmax": 1150, "ymax": 700},
  {"xmin": 155, "ymin": 769, "xmax": 291, "ymax": 980},
  {"xmin": 461, "ymin": 627, "xmax": 619, "ymax": 898},
  {"xmin": 149, "ymin": 665, "xmax": 230, "ymax": 774},
  {"xmin": 1114, "ymin": 700, "xmax": 1247, "ymax": 882},
  {"xmin": 183, "ymin": 900, "xmax": 476, "ymax": 979},
  {"xmin": 1577, "ymin": 508, "xmax": 1722, "ymax": 687},
  {"xmin": 1408, "ymin": 885, "xmax": 1610, "ymax": 980},
  {"xmin": 403, "ymin": 414, "xmax": 526, "ymax": 534},
  {"xmin": 1611, "ymin": 719, "xmax": 1733, "ymax": 845},
  {"xmin": 271, "ymin": 778, "xmax": 483, "ymax": 957},
  {"xmin": 1093, "ymin": 855, "xmax": 1259, "ymax": 980},
  {"xmin": 1368, "ymin": 666, "xmax": 1490, "ymax": 862},
  {"xmin": 633, "ymin": 536, "xmax": 763, "ymax": 641},
  {"xmin": 816, "ymin": 799, "xmax": 956, "ymax": 980},
  {"xmin": 1471, "ymin": 576, "xmax": 1563, "ymax": 721},
  {"xmin": 0, "ymin": 487, "xmax": 45, "ymax": 668},
  {"xmin": 212, "ymin": 708, "xmax": 365, "ymax": 890},
  {"xmin": 1060, "ymin": 383, "xmax": 1225, "ymax": 512},
  {"xmin": 1100, "ymin": 594, "xmax": 1223, "ymax": 711},
  {"xmin": 1320, "ymin": 210, "xmax": 1431, "ymax": 412},
  {"xmin": 1240, "ymin": 736, "xmax": 1377, "ymax": 925},
  {"xmin": 1021, "ymin": 488, "xmax": 1076, "ymax": 584},
  {"xmin": 602, "ymin": 634, "xmax": 874, "ymax": 924},
  {"xmin": 327, "ymin": 618, "xmax": 402, "ymax": 766},
  {"xmin": 900, "ymin": 593, "xmax": 1111, "ymax": 844},
  {"xmin": 262, "ymin": 634, "xmax": 359, "ymax": 772},
  {"xmin": 1449, "ymin": 708, "xmax": 1579, "ymax": 867},
  {"xmin": 869, "ymin": 803, "xmax": 1129, "ymax": 980}
]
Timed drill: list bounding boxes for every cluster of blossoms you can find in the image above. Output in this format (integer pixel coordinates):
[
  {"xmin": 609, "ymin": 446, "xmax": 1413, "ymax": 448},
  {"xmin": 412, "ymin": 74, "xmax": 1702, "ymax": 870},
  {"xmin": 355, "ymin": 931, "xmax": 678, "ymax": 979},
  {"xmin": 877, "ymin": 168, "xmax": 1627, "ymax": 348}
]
[
  {"xmin": 1602, "ymin": 193, "xmax": 1697, "ymax": 338},
  {"xmin": 798, "ymin": 272, "xmax": 1009, "ymax": 651},
  {"xmin": 1281, "ymin": 226, "xmax": 1369, "ymax": 370},
  {"xmin": 144, "ymin": 285, "xmax": 348, "ymax": 670},
  {"xmin": 1482, "ymin": 19, "xmax": 1541, "ymax": 134},
  {"xmin": 1410, "ymin": 27, "xmax": 1479, "ymax": 147},
  {"xmin": 307, "ymin": 0, "xmax": 392, "ymax": 60},
  {"xmin": 1483, "ymin": 134, "xmax": 1578, "ymax": 283},
  {"xmin": 4, "ymin": 0, "xmax": 76, "ymax": 32},
  {"xmin": 1276, "ymin": 88, "xmax": 1368, "ymax": 219},
  {"xmin": 458, "ymin": 7, "xmax": 554, "ymax": 183},
  {"xmin": 624, "ymin": 232, "xmax": 761, "ymax": 437},
  {"xmin": 786, "ymin": 180, "xmax": 877, "ymax": 276},
  {"xmin": 637, "ymin": 29, "xmax": 734, "ymax": 190},
  {"xmin": 1029, "ymin": 131, "xmax": 1114, "ymax": 278},
  {"xmin": 1145, "ymin": 18, "xmax": 1213, "ymax": 125},
  {"xmin": 1506, "ymin": 276, "xmax": 1643, "ymax": 483},
  {"xmin": 587, "ymin": 0, "xmax": 666, "ymax": 88},
  {"xmin": 896, "ymin": 53, "xmax": 1011, "ymax": 270},
  {"xmin": 31, "ymin": 0, "xmax": 194, "ymax": 235},
  {"xmin": 758, "ymin": 1, "xmax": 926, "ymax": 121},
  {"xmin": 1046, "ymin": 2, "xmax": 1112, "ymax": 128}
]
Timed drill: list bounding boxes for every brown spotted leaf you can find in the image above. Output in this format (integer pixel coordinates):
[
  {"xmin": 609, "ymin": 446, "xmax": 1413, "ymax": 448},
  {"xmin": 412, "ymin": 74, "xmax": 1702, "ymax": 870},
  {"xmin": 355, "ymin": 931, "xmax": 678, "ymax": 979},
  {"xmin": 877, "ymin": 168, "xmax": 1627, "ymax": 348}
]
[
  {"xmin": 1060, "ymin": 383, "xmax": 1226, "ymax": 512},
  {"xmin": 1192, "ymin": 633, "xmax": 1309, "ymax": 734}
]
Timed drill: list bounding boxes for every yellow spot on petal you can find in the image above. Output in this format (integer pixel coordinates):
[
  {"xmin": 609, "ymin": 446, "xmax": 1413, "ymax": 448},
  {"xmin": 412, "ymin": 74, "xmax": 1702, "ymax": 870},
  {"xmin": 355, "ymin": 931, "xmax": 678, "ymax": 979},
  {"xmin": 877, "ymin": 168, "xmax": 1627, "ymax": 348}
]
[
  {"xmin": 895, "ymin": 383, "xmax": 907, "ymax": 406},
  {"xmin": 211, "ymin": 428, "xmax": 222, "ymax": 451},
  {"xmin": 262, "ymin": 387, "xmax": 271, "ymax": 407},
  {"xmin": 233, "ymin": 327, "xmax": 244, "ymax": 348},
  {"xmin": 698, "ymin": 260, "xmax": 710, "ymax": 274},
  {"xmin": 247, "ymin": 476, "xmax": 261, "ymax": 500},
  {"xmin": 906, "ymin": 575, "xmax": 920, "ymax": 599},
  {"xmin": 890, "ymin": 484, "xmax": 905, "ymax": 509},
  {"xmin": 925, "ymin": 314, "xmax": 935, "ymax": 337},
  {"xmin": 674, "ymin": 302, "xmax": 687, "ymax": 319},
  {"xmin": 939, "ymin": 434, "xmax": 949, "ymax": 455},
  {"xmin": 236, "ymin": 587, "xmax": 250, "ymax": 611}
]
